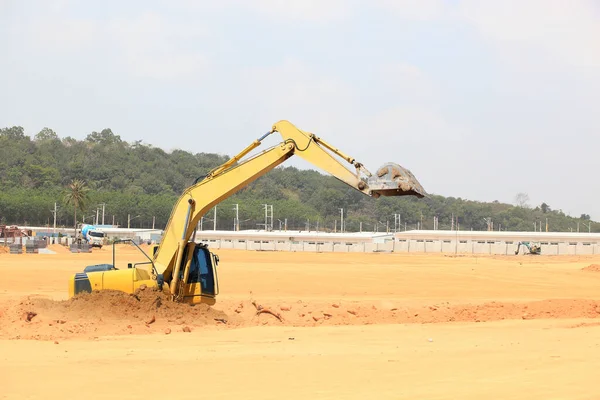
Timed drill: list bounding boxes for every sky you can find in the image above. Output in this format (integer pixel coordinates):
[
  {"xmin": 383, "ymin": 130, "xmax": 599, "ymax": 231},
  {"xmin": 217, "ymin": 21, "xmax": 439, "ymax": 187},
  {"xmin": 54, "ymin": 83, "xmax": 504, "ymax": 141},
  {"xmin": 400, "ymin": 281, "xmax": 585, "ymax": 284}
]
[{"xmin": 1, "ymin": 0, "xmax": 599, "ymax": 219}]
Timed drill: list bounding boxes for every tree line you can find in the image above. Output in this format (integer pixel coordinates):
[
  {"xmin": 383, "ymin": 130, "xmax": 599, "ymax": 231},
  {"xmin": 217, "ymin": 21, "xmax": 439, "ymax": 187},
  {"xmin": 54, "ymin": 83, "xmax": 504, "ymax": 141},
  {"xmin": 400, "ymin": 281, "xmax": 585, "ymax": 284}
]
[{"xmin": 0, "ymin": 125, "xmax": 597, "ymax": 233}]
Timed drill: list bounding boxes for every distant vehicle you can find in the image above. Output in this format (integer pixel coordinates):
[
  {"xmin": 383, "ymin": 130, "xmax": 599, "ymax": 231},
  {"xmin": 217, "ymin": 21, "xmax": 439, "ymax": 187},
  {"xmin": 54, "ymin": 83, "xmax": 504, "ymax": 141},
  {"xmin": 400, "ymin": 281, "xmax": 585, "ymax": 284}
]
[
  {"xmin": 81, "ymin": 224, "xmax": 105, "ymax": 248},
  {"xmin": 515, "ymin": 241, "xmax": 541, "ymax": 255}
]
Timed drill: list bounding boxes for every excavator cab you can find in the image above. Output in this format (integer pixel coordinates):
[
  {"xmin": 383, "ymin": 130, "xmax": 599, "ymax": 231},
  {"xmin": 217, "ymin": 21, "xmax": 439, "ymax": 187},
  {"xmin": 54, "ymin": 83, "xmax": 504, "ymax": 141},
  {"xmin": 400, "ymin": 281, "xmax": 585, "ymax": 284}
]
[{"xmin": 175, "ymin": 243, "xmax": 220, "ymax": 305}]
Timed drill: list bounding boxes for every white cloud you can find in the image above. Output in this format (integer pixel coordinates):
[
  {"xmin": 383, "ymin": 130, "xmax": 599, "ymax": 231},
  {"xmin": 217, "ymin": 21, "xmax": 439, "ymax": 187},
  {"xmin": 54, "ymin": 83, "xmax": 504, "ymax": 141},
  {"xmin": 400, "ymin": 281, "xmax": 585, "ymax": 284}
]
[
  {"xmin": 459, "ymin": 0, "xmax": 600, "ymax": 68},
  {"xmin": 366, "ymin": 106, "xmax": 467, "ymax": 143},
  {"xmin": 5, "ymin": 4, "xmax": 99, "ymax": 53},
  {"xmin": 5, "ymin": 8, "xmax": 209, "ymax": 82},
  {"xmin": 106, "ymin": 12, "xmax": 209, "ymax": 81},
  {"xmin": 375, "ymin": 62, "xmax": 439, "ymax": 103},
  {"xmin": 373, "ymin": 0, "xmax": 450, "ymax": 21},
  {"xmin": 235, "ymin": 58, "xmax": 358, "ymax": 134},
  {"xmin": 172, "ymin": 0, "xmax": 354, "ymax": 22},
  {"xmin": 243, "ymin": 0, "xmax": 353, "ymax": 22}
]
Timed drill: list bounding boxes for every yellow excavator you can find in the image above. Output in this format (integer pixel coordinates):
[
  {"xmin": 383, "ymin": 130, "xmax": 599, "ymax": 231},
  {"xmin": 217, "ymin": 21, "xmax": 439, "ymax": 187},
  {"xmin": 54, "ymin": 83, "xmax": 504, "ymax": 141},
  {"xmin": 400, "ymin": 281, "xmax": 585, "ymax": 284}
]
[
  {"xmin": 68, "ymin": 120, "xmax": 427, "ymax": 305},
  {"xmin": 514, "ymin": 241, "xmax": 541, "ymax": 255}
]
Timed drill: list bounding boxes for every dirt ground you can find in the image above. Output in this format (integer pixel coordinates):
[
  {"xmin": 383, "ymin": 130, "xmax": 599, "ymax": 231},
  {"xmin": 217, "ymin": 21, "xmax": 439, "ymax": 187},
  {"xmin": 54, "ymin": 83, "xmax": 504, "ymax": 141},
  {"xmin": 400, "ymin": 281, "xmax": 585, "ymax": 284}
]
[{"xmin": 2, "ymin": 244, "xmax": 600, "ymax": 399}]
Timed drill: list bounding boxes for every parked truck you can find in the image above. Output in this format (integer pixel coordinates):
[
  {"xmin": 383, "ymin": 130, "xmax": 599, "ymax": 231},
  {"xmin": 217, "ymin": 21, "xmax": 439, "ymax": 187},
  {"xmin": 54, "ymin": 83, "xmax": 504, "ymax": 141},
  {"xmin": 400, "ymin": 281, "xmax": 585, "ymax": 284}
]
[{"xmin": 81, "ymin": 224, "xmax": 105, "ymax": 248}]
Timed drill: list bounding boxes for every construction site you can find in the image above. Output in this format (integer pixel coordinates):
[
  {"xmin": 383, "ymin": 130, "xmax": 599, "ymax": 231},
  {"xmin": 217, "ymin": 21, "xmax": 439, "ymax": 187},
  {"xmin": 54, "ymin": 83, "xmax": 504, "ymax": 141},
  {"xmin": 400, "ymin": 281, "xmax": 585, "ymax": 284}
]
[
  {"xmin": 1, "ymin": 120, "xmax": 599, "ymax": 400},
  {"xmin": 3, "ymin": 2, "xmax": 600, "ymax": 397},
  {"xmin": 2, "ymin": 244, "xmax": 600, "ymax": 399}
]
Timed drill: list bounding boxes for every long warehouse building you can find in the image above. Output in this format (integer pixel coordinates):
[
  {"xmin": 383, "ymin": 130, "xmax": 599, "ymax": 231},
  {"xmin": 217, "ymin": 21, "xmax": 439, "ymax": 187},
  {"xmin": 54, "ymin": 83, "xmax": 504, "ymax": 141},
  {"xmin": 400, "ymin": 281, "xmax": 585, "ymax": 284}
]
[{"xmin": 16, "ymin": 226, "xmax": 600, "ymax": 255}]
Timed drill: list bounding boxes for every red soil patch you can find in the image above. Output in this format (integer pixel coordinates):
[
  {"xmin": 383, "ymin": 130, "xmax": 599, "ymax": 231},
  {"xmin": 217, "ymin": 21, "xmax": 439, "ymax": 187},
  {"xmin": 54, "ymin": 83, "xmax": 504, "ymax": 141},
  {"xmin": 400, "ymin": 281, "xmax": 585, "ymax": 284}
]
[
  {"xmin": 0, "ymin": 287, "xmax": 227, "ymax": 341},
  {"xmin": 4, "ymin": 292, "xmax": 600, "ymax": 342},
  {"xmin": 582, "ymin": 264, "xmax": 600, "ymax": 272},
  {"xmin": 47, "ymin": 244, "xmax": 71, "ymax": 254}
]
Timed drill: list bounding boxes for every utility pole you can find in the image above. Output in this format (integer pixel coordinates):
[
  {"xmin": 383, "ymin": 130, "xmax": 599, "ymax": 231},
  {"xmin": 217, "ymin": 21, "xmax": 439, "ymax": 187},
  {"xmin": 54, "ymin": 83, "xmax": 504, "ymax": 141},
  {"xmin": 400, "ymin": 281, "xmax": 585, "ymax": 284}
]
[
  {"xmin": 359, "ymin": 221, "xmax": 362, "ymax": 233},
  {"xmin": 262, "ymin": 204, "xmax": 273, "ymax": 231},
  {"xmin": 264, "ymin": 204, "xmax": 268, "ymax": 231},
  {"xmin": 484, "ymin": 218, "xmax": 492, "ymax": 231},
  {"xmin": 51, "ymin": 202, "xmax": 58, "ymax": 234},
  {"xmin": 581, "ymin": 221, "xmax": 591, "ymax": 233},
  {"xmin": 393, "ymin": 213, "xmax": 401, "ymax": 232},
  {"xmin": 546, "ymin": 218, "xmax": 548, "ymax": 232},
  {"xmin": 339, "ymin": 208, "xmax": 344, "ymax": 233},
  {"xmin": 152, "ymin": 216, "xmax": 155, "ymax": 230},
  {"xmin": 96, "ymin": 208, "xmax": 100, "ymax": 226},
  {"xmin": 213, "ymin": 206, "xmax": 217, "ymax": 231},
  {"xmin": 128, "ymin": 214, "xmax": 130, "ymax": 229},
  {"xmin": 451, "ymin": 213, "xmax": 454, "ymax": 231},
  {"xmin": 233, "ymin": 204, "xmax": 239, "ymax": 231}
]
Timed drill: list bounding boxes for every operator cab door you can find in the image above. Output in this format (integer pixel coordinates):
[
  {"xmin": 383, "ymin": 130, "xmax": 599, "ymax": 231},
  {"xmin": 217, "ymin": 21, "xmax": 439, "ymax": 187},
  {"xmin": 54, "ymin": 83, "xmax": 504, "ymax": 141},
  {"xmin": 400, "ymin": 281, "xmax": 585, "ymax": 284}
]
[{"xmin": 182, "ymin": 244, "xmax": 219, "ymax": 303}]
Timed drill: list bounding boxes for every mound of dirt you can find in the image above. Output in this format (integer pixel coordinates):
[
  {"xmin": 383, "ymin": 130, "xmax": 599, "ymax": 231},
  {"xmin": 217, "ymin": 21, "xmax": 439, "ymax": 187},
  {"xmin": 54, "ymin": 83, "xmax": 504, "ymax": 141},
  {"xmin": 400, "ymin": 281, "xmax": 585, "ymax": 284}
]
[
  {"xmin": 46, "ymin": 244, "xmax": 70, "ymax": 254},
  {"xmin": 218, "ymin": 297, "xmax": 600, "ymax": 328},
  {"xmin": 0, "ymin": 286, "xmax": 229, "ymax": 341},
  {"xmin": 582, "ymin": 264, "xmax": 600, "ymax": 272},
  {"xmin": 0, "ymin": 246, "xmax": 8, "ymax": 254},
  {"xmin": 4, "ymin": 291, "xmax": 600, "ymax": 342}
]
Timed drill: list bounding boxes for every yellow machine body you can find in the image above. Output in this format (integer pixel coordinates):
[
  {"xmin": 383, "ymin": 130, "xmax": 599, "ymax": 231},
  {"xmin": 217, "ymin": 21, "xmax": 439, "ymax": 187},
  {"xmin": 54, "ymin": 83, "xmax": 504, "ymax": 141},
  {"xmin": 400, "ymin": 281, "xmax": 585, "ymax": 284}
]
[
  {"xmin": 68, "ymin": 242, "xmax": 219, "ymax": 305},
  {"xmin": 68, "ymin": 268, "xmax": 157, "ymax": 298}
]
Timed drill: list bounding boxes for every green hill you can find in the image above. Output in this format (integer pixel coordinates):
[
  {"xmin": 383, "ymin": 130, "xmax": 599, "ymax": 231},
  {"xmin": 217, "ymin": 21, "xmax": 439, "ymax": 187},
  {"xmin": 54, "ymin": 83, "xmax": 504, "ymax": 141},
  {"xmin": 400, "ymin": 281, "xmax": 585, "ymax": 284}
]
[{"xmin": 0, "ymin": 126, "xmax": 596, "ymax": 233}]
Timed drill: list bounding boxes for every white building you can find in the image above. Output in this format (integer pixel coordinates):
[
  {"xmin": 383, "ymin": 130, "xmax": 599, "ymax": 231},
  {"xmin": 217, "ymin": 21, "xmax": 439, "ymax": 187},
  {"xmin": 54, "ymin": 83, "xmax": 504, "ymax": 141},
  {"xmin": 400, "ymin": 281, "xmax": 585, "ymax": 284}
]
[{"xmin": 20, "ymin": 225, "xmax": 600, "ymax": 255}]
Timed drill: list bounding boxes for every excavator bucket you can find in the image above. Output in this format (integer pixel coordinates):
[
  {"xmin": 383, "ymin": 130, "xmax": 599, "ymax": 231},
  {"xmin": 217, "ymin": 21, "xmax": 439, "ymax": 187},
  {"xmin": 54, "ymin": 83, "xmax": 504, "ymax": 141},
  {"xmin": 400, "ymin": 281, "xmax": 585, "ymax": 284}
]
[{"xmin": 367, "ymin": 162, "xmax": 427, "ymax": 198}]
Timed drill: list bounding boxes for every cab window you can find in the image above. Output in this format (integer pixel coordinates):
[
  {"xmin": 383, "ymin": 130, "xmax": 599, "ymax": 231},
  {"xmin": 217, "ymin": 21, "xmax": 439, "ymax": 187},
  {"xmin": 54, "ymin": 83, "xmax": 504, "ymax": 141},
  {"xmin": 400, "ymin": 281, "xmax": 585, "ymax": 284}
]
[{"xmin": 187, "ymin": 247, "xmax": 215, "ymax": 296}]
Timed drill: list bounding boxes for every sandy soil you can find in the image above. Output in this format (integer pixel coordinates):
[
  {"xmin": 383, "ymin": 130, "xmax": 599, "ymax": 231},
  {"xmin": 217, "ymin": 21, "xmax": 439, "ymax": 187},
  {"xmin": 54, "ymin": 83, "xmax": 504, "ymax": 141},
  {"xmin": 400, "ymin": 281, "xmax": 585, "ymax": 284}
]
[{"xmin": 2, "ymin": 245, "xmax": 600, "ymax": 399}]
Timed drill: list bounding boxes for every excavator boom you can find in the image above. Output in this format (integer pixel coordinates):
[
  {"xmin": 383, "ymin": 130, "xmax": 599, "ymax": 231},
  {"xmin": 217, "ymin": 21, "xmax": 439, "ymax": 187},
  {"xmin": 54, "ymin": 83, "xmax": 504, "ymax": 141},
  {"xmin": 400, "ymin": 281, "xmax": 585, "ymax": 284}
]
[{"xmin": 153, "ymin": 120, "xmax": 426, "ymax": 290}]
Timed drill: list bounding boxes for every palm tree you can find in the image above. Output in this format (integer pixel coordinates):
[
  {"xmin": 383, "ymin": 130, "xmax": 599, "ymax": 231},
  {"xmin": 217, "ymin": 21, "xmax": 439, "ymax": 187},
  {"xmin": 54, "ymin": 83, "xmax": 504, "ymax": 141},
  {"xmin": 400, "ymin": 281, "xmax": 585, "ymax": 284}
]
[{"xmin": 63, "ymin": 179, "xmax": 90, "ymax": 238}]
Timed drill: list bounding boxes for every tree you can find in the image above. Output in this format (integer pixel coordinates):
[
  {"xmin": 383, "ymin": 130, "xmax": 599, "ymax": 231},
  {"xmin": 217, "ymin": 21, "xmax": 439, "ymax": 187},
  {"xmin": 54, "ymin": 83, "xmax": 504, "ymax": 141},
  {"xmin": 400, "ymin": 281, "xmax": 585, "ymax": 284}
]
[
  {"xmin": 0, "ymin": 126, "xmax": 26, "ymax": 139},
  {"xmin": 63, "ymin": 179, "xmax": 90, "ymax": 238},
  {"xmin": 514, "ymin": 192, "xmax": 530, "ymax": 208},
  {"xmin": 85, "ymin": 128, "xmax": 122, "ymax": 145},
  {"xmin": 540, "ymin": 202, "xmax": 551, "ymax": 213},
  {"xmin": 35, "ymin": 127, "xmax": 58, "ymax": 141},
  {"xmin": 581, "ymin": 214, "xmax": 591, "ymax": 220}
]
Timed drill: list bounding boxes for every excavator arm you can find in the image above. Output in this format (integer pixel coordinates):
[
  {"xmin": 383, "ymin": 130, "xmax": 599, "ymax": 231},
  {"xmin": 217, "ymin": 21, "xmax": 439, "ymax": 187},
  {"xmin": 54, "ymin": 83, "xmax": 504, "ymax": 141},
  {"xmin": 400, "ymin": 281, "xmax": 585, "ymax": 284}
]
[{"xmin": 152, "ymin": 120, "xmax": 427, "ymax": 296}]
